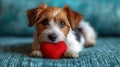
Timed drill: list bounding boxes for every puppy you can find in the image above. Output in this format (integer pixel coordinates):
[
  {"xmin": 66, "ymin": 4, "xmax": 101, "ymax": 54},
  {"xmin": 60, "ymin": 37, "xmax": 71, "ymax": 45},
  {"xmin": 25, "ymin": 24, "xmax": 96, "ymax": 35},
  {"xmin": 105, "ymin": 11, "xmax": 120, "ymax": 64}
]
[{"xmin": 27, "ymin": 4, "xmax": 96, "ymax": 58}]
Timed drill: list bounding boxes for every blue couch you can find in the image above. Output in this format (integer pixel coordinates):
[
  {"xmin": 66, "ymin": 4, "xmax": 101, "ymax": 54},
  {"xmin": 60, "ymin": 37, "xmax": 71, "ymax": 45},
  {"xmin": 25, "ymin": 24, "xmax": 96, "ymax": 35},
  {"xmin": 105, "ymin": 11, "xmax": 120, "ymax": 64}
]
[{"xmin": 0, "ymin": 0, "xmax": 120, "ymax": 67}]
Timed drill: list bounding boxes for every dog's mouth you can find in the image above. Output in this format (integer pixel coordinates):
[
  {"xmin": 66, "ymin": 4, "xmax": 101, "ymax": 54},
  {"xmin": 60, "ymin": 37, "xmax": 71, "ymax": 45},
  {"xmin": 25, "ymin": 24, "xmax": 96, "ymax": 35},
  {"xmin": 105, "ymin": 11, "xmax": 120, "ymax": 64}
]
[
  {"xmin": 41, "ymin": 39, "xmax": 66, "ymax": 44},
  {"xmin": 38, "ymin": 30, "xmax": 66, "ymax": 44}
]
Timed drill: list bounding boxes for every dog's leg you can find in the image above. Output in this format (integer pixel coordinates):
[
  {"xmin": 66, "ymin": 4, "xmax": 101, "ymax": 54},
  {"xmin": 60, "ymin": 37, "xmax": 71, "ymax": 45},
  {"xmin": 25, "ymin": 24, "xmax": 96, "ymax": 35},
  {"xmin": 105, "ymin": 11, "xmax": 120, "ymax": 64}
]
[
  {"xmin": 64, "ymin": 49, "xmax": 79, "ymax": 58},
  {"xmin": 78, "ymin": 21, "xmax": 96, "ymax": 47},
  {"xmin": 30, "ymin": 32, "xmax": 43, "ymax": 57},
  {"xmin": 64, "ymin": 30, "xmax": 85, "ymax": 58}
]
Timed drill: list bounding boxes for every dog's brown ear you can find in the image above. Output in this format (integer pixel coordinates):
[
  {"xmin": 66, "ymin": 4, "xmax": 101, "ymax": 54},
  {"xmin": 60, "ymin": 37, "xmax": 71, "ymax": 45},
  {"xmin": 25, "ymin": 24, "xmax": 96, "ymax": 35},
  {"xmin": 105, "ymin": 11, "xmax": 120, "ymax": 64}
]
[
  {"xmin": 64, "ymin": 6, "xmax": 82, "ymax": 30},
  {"xmin": 27, "ymin": 4, "xmax": 47, "ymax": 27},
  {"xmin": 27, "ymin": 8, "xmax": 37, "ymax": 26}
]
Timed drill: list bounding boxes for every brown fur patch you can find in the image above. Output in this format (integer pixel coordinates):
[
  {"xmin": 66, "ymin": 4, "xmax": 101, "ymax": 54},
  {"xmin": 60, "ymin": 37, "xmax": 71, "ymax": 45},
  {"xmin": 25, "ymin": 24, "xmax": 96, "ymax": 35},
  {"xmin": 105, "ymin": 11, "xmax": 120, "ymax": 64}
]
[
  {"xmin": 27, "ymin": 4, "xmax": 82, "ymax": 37},
  {"xmin": 34, "ymin": 7, "xmax": 71, "ymax": 36},
  {"xmin": 54, "ymin": 9, "xmax": 70, "ymax": 36},
  {"xmin": 64, "ymin": 6, "xmax": 82, "ymax": 30},
  {"xmin": 35, "ymin": 7, "xmax": 59, "ymax": 36}
]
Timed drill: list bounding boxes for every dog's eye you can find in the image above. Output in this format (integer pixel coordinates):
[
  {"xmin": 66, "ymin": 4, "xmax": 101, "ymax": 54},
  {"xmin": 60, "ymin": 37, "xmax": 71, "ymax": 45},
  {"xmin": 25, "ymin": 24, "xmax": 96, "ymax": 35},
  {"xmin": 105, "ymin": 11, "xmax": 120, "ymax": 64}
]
[
  {"xmin": 59, "ymin": 21, "xmax": 65, "ymax": 28},
  {"xmin": 42, "ymin": 19, "xmax": 49, "ymax": 25}
]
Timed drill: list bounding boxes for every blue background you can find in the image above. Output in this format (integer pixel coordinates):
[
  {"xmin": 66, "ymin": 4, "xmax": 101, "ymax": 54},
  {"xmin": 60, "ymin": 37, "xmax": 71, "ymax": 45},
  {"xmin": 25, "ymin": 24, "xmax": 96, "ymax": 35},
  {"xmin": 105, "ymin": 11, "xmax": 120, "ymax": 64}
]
[{"xmin": 0, "ymin": 0, "xmax": 120, "ymax": 36}]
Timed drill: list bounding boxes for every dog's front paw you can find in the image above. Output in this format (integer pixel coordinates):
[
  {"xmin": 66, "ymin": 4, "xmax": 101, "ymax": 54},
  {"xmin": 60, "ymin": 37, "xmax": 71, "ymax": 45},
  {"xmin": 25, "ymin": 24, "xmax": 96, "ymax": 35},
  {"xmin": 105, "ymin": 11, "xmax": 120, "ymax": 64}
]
[
  {"xmin": 30, "ymin": 50, "xmax": 43, "ymax": 57},
  {"xmin": 64, "ymin": 50, "xmax": 79, "ymax": 58}
]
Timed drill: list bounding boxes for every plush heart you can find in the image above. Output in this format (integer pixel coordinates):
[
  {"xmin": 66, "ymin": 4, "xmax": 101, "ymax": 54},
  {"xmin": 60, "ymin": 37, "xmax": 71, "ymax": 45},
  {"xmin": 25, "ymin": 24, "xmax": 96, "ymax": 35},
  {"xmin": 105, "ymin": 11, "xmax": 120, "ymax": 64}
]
[{"xmin": 40, "ymin": 41, "xmax": 67, "ymax": 59}]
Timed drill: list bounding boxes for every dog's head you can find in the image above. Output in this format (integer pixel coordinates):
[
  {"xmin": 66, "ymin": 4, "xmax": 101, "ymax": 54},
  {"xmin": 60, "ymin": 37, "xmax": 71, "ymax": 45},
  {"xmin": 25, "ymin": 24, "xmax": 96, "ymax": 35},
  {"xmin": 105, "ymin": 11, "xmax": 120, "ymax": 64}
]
[{"xmin": 27, "ymin": 4, "xmax": 82, "ymax": 43}]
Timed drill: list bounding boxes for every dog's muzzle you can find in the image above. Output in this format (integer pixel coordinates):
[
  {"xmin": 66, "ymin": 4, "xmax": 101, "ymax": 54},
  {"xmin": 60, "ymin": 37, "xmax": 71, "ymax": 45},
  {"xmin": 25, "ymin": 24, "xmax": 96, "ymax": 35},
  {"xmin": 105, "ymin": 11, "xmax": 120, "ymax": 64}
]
[{"xmin": 48, "ymin": 33, "xmax": 57, "ymax": 41}]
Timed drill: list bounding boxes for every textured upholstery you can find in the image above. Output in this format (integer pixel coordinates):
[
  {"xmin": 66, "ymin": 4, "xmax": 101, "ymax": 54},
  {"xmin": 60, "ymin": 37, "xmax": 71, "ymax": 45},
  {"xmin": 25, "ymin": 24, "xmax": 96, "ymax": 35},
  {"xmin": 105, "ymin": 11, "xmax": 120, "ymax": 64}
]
[
  {"xmin": 0, "ymin": 37, "xmax": 120, "ymax": 67},
  {"xmin": 0, "ymin": 0, "xmax": 120, "ymax": 67},
  {"xmin": 0, "ymin": 0, "xmax": 120, "ymax": 36}
]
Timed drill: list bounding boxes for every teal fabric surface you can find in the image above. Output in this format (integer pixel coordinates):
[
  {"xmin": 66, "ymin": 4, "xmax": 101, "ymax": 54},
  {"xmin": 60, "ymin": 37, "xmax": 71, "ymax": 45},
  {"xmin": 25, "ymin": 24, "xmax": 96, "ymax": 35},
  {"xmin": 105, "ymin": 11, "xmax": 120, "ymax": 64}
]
[
  {"xmin": 0, "ymin": 0, "xmax": 120, "ymax": 36},
  {"xmin": 0, "ymin": 37, "xmax": 120, "ymax": 67}
]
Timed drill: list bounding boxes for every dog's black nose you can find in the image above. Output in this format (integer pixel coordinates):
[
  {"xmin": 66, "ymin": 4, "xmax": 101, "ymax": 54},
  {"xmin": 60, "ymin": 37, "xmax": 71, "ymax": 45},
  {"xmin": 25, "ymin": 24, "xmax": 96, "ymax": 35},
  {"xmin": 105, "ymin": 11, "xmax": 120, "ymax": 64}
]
[{"xmin": 48, "ymin": 33, "xmax": 57, "ymax": 41}]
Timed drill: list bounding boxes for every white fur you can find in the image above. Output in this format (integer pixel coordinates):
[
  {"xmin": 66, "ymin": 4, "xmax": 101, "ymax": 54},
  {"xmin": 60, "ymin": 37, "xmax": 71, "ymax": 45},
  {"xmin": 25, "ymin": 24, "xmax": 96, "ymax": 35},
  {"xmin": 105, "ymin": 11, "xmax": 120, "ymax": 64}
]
[
  {"xmin": 38, "ymin": 19, "xmax": 65, "ymax": 43},
  {"xmin": 78, "ymin": 20, "xmax": 96, "ymax": 45},
  {"xmin": 78, "ymin": 21, "xmax": 96, "ymax": 38},
  {"xmin": 66, "ymin": 29, "xmax": 85, "ymax": 53},
  {"xmin": 31, "ymin": 9, "xmax": 96, "ymax": 57},
  {"xmin": 53, "ymin": 9, "xmax": 60, "ymax": 16},
  {"xmin": 38, "ymin": 9, "xmax": 65, "ymax": 43}
]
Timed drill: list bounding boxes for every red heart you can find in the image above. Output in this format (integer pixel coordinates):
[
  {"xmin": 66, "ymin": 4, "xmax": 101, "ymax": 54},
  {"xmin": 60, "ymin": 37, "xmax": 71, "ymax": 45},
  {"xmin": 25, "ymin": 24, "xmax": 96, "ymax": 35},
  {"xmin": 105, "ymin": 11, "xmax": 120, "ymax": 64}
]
[{"xmin": 40, "ymin": 41, "xmax": 67, "ymax": 59}]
